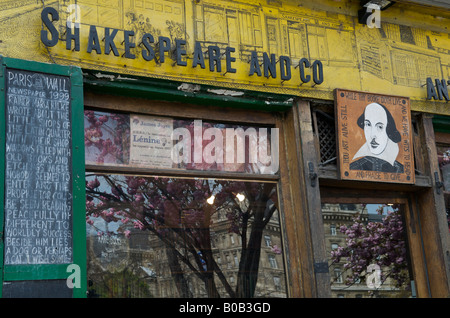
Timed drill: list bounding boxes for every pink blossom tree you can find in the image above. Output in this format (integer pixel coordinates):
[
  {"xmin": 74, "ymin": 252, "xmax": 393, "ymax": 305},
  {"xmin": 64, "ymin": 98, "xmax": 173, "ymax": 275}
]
[
  {"xmin": 84, "ymin": 110, "xmax": 130, "ymax": 165},
  {"xmin": 330, "ymin": 204, "xmax": 411, "ymax": 291},
  {"xmin": 84, "ymin": 110, "xmax": 281, "ymax": 297},
  {"xmin": 86, "ymin": 175, "xmax": 278, "ymax": 297}
]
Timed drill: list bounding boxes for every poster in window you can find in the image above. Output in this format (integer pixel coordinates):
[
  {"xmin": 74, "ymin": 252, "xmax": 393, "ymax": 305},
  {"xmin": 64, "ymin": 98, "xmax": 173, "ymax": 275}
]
[
  {"xmin": 335, "ymin": 89, "xmax": 414, "ymax": 184},
  {"xmin": 130, "ymin": 115, "xmax": 173, "ymax": 168}
]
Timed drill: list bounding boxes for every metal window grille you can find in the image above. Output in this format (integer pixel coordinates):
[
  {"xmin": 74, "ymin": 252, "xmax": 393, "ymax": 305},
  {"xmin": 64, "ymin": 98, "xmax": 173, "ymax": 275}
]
[{"xmin": 315, "ymin": 110, "xmax": 336, "ymax": 165}]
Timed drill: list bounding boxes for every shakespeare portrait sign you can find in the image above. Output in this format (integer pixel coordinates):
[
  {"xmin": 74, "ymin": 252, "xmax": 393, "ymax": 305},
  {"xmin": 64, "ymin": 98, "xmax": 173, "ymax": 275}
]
[{"xmin": 335, "ymin": 89, "xmax": 414, "ymax": 184}]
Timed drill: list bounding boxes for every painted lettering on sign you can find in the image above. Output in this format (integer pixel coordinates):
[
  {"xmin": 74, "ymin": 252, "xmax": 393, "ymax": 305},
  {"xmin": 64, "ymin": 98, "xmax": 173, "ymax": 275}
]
[{"xmin": 426, "ymin": 77, "xmax": 450, "ymax": 101}]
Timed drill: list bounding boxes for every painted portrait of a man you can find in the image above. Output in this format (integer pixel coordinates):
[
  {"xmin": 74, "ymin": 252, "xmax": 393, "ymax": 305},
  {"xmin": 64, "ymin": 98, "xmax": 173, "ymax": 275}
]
[
  {"xmin": 350, "ymin": 102, "xmax": 404, "ymax": 173},
  {"xmin": 335, "ymin": 89, "xmax": 413, "ymax": 184}
]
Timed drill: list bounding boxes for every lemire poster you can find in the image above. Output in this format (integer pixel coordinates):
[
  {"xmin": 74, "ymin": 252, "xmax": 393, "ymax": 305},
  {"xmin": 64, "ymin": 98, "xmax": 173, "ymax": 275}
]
[
  {"xmin": 130, "ymin": 115, "xmax": 173, "ymax": 168},
  {"xmin": 335, "ymin": 89, "xmax": 414, "ymax": 184}
]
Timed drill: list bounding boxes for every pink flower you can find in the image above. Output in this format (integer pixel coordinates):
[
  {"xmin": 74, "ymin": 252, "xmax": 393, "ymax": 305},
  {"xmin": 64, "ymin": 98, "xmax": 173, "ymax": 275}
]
[
  {"xmin": 87, "ymin": 178, "xmax": 100, "ymax": 189},
  {"xmin": 133, "ymin": 220, "xmax": 145, "ymax": 230},
  {"xmin": 271, "ymin": 245, "xmax": 282, "ymax": 254}
]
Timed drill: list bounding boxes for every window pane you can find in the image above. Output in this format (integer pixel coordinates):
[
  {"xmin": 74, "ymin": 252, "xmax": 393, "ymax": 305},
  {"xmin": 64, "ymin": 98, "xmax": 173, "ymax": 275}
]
[
  {"xmin": 84, "ymin": 110, "xmax": 279, "ymax": 175},
  {"xmin": 86, "ymin": 174, "xmax": 287, "ymax": 298},
  {"xmin": 323, "ymin": 203, "xmax": 415, "ymax": 298},
  {"xmin": 437, "ymin": 145, "xmax": 450, "ymax": 231},
  {"xmin": 85, "ymin": 111, "xmax": 130, "ymax": 165}
]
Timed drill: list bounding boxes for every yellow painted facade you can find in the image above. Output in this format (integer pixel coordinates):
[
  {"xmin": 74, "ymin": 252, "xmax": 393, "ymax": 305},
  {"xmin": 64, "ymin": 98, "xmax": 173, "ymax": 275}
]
[{"xmin": 0, "ymin": 0, "xmax": 449, "ymax": 114}]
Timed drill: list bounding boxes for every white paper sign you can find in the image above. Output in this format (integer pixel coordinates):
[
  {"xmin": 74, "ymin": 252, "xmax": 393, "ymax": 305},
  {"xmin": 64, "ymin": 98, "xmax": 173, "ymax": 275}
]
[{"xmin": 130, "ymin": 115, "xmax": 173, "ymax": 168}]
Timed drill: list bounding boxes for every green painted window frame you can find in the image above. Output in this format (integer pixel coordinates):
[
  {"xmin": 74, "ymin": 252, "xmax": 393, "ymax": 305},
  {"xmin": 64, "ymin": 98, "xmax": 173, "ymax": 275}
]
[
  {"xmin": 433, "ymin": 115, "xmax": 450, "ymax": 134},
  {"xmin": 0, "ymin": 56, "xmax": 86, "ymax": 298}
]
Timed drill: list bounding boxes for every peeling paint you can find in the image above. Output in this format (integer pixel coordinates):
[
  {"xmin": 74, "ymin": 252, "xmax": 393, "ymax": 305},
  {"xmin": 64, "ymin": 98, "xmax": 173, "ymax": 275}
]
[
  {"xmin": 178, "ymin": 83, "xmax": 201, "ymax": 92},
  {"xmin": 207, "ymin": 89, "xmax": 245, "ymax": 97}
]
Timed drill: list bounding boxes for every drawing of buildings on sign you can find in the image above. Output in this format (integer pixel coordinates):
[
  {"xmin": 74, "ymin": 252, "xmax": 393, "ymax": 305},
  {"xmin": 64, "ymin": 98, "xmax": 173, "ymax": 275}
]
[
  {"xmin": 356, "ymin": 22, "xmax": 447, "ymax": 88},
  {"xmin": 73, "ymin": 0, "xmax": 185, "ymax": 33},
  {"xmin": 0, "ymin": 0, "xmax": 43, "ymax": 61},
  {"xmin": 193, "ymin": 0, "xmax": 358, "ymax": 71},
  {"xmin": 193, "ymin": 1, "xmax": 264, "ymax": 60}
]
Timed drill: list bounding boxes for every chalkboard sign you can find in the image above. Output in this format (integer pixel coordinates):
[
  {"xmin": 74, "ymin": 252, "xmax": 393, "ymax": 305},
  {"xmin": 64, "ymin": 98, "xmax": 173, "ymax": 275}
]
[
  {"xmin": 2, "ymin": 280, "xmax": 73, "ymax": 298},
  {"xmin": 0, "ymin": 57, "xmax": 86, "ymax": 298},
  {"xmin": 4, "ymin": 69, "xmax": 73, "ymax": 265}
]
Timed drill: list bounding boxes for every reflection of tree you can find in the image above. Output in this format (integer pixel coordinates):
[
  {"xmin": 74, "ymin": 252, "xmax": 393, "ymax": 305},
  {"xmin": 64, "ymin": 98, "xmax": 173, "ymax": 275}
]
[
  {"xmin": 438, "ymin": 148, "xmax": 450, "ymax": 230},
  {"xmin": 330, "ymin": 204, "xmax": 411, "ymax": 293},
  {"xmin": 88, "ymin": 265, "xmax": 154, "ymax": 298},
  {"xmin": 86, "ymin": 175, "xmax": 278, "ymax": 298},
  {"xmin": 84, "ymin": 111, "xmax": 130, "ymax": 164}
]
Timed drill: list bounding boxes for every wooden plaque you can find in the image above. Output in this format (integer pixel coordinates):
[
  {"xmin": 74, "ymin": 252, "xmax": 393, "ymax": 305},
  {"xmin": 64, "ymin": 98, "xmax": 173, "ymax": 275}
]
[{"xmin": 335, "ymin": 89, "xmax": 414, "ymax": 184}]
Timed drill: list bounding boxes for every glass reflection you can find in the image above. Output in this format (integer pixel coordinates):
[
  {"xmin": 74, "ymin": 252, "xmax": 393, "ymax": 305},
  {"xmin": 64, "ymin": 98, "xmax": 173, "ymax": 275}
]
[
  {"xmin": 85, "ymin": 174, "xmax": 286, "ymax": 298},
  {"xmin": 323, "ymin": 203, "xmax": 414, "ymax": 298},
  {"xmin": 85, "ymin": 111, "xmax": 131, "ymax": 165},
  {"xmin": 437, "ymin": 145, "xmax": 450, "ymax": 231},
  {"xmin": 84, "ymin": 110, "xmax": 278, "ymax": 174}
]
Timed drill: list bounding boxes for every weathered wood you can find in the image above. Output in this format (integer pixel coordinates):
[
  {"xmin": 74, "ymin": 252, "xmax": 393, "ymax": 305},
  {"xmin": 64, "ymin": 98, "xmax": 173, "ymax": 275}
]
[
  {"xmin": 319, "ymin": 187, "xmax": 430, "ymax": 297},
  {"xmin": 311, "ymin": 110, "xmax": 322, "ymax": 162},
  {"xmin": 320, "ymin": 186, "xmax": 410, "ymax": 203},
  {"xmin": 277, "ymin": 110, "xmax": 317, "ymax": 297},
  {"xmin": 318, "ymin": 164, "xmax": 432, "ymax": 189},
  {"xmin": 435, "ymin": 132, "xmax": 450, "ymax": 144},
  {"xmin": 86, "ymin": 164, "xmax": 279, "ymax": 181},
  {"xmin": 84, "ymin": 91, "xmax": 276, "ymax": 125},
  {"xmin": 413, "ymin": 124, "xmax": 425, "ymax": 175},
  {"xmin": 404, "ymin": 197, "xmax": 430, "ymax": 298},
  {"xmin": 294, "ymin": 99, "xmax": 331, "ymax": 297},
  {"xmin": 415, "ymin": 114, "xmax": 450, "ymax": 297}
]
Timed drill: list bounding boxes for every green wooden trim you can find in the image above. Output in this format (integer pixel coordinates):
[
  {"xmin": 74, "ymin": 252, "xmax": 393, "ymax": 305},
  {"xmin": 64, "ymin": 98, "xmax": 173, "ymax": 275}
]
[
  {"xmin": 4, "ymin": 264, "xmax": 70, "ymax": 281},
  {"xmin": 1, "ymin": 57, "xmax": 75, "ymax": 77},
  {"xmin": 0, "ymin": 57, "xmax": 86, "ymax": 297},
  {"xmin": 70, "ymin": 66, "xmax": 87, "ymax": 298},
  {"xmin": 433, "ymin": 115, "xmax": 450, "ymax": 134},
  {"xmin": 82, "ymin": 69, "xmax": 294, "ymax": 112},
  {"xmin": 0, "ymin": 57, "xmax": 6, "ymax": 298}
]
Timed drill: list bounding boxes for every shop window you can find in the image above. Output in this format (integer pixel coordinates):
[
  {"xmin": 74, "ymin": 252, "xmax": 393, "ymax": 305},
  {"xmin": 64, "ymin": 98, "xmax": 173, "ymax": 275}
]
[
  {"xmin": 84, "ymin": 110, "xmax": 287, "ymax": 298},
  {"xmin": 324, "ymin": 203, "xmax": 415, "ymax": 298},
  {"xmin": 437, "ymin": 144, "xmax": 450, "ymax": 231},
  {"xmin": 85, "ymin": 110, "xmax": 278, "ymax": 174}
]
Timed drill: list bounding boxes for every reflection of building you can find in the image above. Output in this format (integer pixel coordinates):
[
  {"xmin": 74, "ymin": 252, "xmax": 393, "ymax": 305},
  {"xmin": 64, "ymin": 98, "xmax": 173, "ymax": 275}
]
[
  {"xmin": 87, "ymin": 203, "xmax": 287, "ymax": 298},
  {"xmin": 322, "ymin": 203, "xmax": 413, "ymax": 298},
  {"xmin": 210, "ymin": 208, "xmax": 286, "ymax": 298}
]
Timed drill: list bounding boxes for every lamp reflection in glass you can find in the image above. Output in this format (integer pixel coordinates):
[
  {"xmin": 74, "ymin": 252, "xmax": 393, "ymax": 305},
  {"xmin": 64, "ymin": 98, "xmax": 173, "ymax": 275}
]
[{"xmin": 207, "ymin": 195, "xmax": 215, "ymax": 205}]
